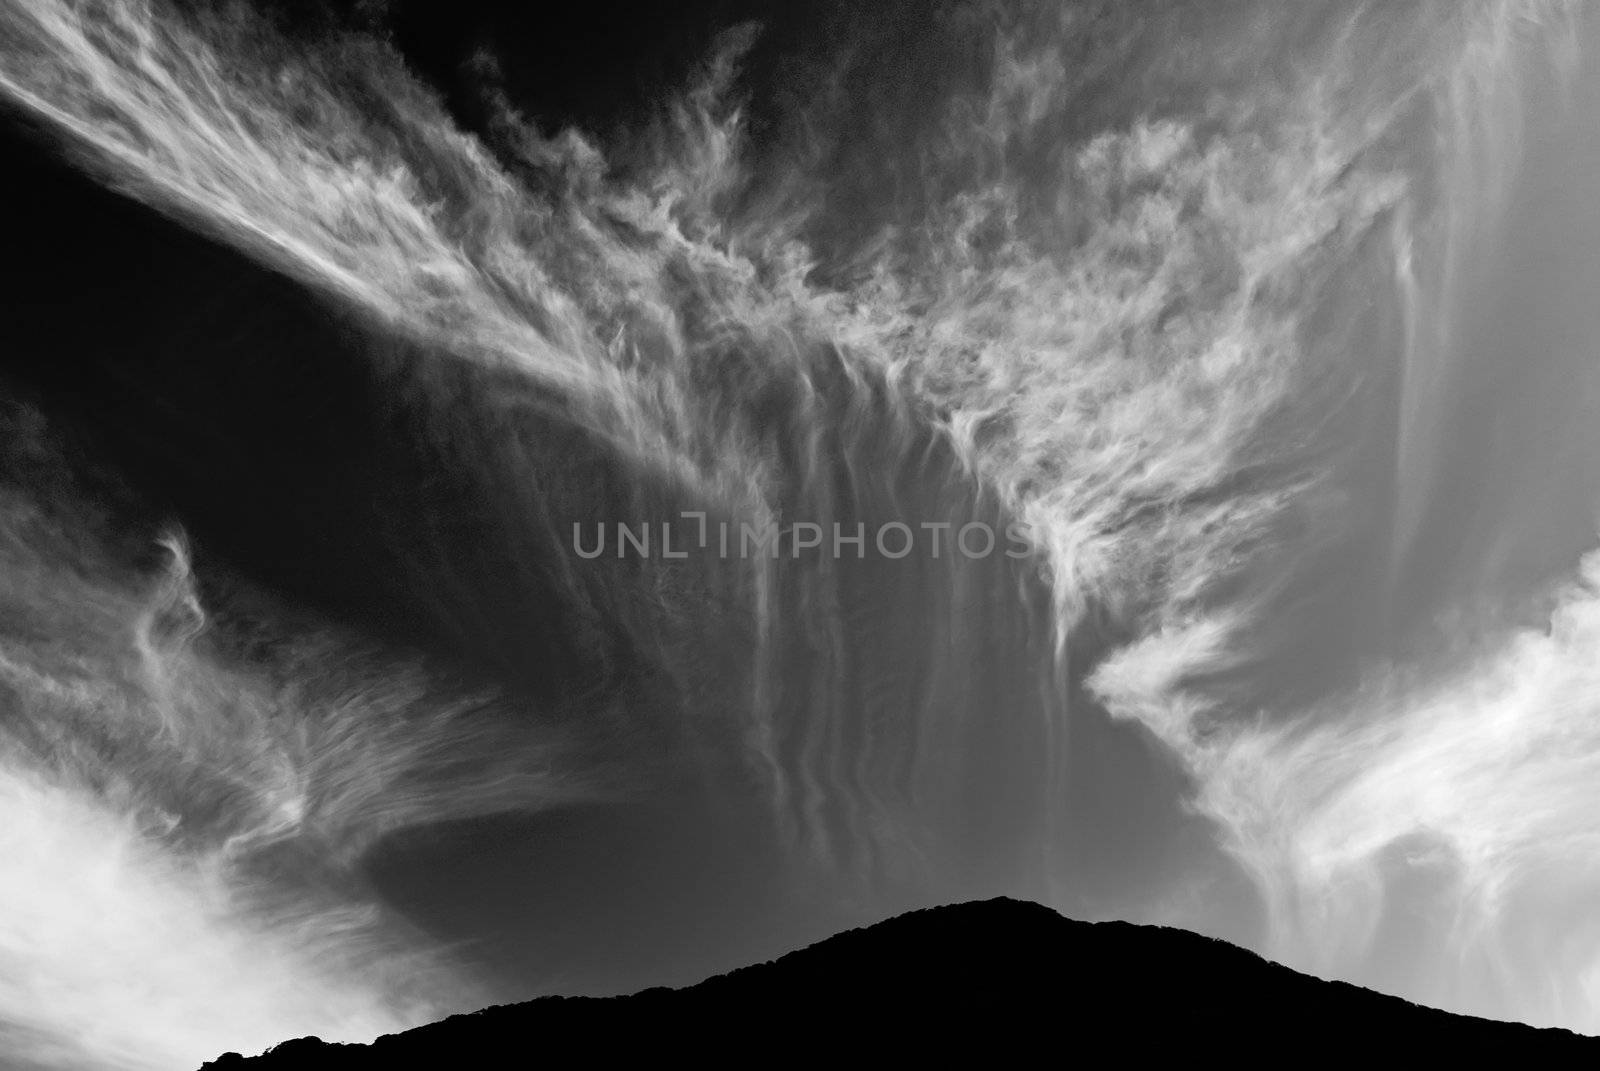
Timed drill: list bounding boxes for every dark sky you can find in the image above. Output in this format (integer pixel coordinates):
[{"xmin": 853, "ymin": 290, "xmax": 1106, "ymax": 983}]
[{"xmin": 260, "ymin": 0, "xmax": 828, "ymax": 131}]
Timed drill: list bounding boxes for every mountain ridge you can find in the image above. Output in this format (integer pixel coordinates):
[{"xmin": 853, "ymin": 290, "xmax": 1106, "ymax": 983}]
[{"xmin": 199, "ymin": 897, "xmax": 1593, "ymax": 1067}]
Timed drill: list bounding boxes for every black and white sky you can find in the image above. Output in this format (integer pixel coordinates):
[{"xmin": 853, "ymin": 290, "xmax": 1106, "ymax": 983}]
[{"xmin": 3, "ymin": 2, "xmax": 1600, "ymax": 1066}]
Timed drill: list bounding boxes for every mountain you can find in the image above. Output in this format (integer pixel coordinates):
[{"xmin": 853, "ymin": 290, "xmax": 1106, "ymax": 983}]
[{"xmin": 198, "ymin": 898, "xmax": 1592, "ymax": 1067}]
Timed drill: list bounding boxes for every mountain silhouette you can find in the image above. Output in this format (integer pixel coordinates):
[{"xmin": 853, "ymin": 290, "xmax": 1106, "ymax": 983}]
[{"xmin": 199, "ymin": 898, "xmax": 1592, "ymax": 1067}]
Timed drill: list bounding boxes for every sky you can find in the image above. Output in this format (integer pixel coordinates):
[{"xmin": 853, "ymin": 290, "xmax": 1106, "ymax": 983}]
[{"xmin": 2, "ymin": 1, "xmax": 1600, "ymax": 1065}]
